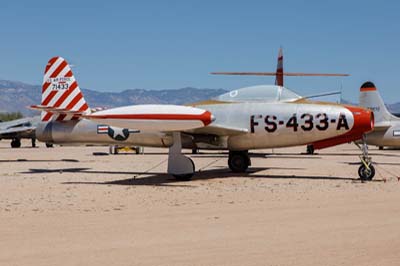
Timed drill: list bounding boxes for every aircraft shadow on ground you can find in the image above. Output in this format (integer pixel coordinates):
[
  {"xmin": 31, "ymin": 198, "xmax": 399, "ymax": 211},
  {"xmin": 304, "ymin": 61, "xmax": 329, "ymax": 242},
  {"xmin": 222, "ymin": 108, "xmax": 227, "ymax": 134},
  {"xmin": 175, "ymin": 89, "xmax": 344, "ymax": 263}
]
[
  {"xmin": 191, "ymin": 154, "xmax": 323, "ymax": 160},
  {"xmin": 343, "ymin": 161, "xmax": 400, "ymax": 166},
  {"xmin": 20, "ymin": 166, "xmax": 377, "ymax": 186},
  {"xmin": 0, "ymin": 159, "xmax": 79, "ymax": 163},
  {"xmin": 318, "ymin": 152, "xmax": 400, "ymax": 158},
  {"xmin": 106, "ymin": 152, "xmax": 322, "ymax": 160}
]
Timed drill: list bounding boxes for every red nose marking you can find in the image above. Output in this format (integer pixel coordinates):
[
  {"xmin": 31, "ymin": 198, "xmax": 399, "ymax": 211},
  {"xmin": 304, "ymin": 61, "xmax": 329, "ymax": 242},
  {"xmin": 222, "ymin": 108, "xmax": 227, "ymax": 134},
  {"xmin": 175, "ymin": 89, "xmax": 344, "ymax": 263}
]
[
  {"xmin": 312, "ymin": 106, "xmax": 374, "ymax": 150},
  {"xmin": 346, "ymin": 106, "xmax": 374, "ymax": 135}
]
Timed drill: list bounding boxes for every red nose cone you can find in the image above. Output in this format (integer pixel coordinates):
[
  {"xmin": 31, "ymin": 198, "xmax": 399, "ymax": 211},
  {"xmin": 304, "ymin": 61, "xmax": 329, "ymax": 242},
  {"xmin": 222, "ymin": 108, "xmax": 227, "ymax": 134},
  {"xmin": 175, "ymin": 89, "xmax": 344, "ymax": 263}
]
[
  {"xmin": 312, "ymin": 106, "xmax": 374, "ymax": 150},
  {"xmin": 346, "ymin": 106, "xmax": 374, "ymax": 134}
]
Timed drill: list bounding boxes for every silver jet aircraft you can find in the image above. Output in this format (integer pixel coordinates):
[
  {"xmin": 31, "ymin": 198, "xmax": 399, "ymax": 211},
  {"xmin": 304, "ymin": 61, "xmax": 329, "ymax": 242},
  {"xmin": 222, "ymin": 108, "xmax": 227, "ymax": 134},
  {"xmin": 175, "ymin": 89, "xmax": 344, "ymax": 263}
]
[
  {"xmin": 32, "ymin": 57, "xmax": 375, "ymax": 180},
  {"xmin": 0, "ymin": 116, "xmax": 40, "ymax": 148}
]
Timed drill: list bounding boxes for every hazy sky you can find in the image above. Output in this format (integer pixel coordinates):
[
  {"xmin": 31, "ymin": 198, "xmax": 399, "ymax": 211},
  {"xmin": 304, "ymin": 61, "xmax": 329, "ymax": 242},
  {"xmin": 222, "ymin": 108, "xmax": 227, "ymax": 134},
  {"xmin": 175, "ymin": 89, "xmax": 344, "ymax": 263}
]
[{"xmin": 0, "ymin": 0, "xmax": 399, "ymax": 102}]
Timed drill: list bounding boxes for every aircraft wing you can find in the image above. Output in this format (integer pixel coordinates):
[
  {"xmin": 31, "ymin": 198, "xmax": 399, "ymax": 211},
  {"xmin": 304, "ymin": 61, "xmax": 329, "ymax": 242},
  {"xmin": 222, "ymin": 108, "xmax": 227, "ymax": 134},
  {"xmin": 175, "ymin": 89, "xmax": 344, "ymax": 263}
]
[
  {"xmin": 373, "ymin": 125, "xmax": 391, "ymax": 131},
  {"xmin": 370, "ymin": 121, "xmax": 391, "ymax": 132},
  {"xmin": 186, "ymin": 124, "xmax": 248, "ymax": 136},
  {"xmin": 0, "ymin": 126, "xmax": 36, "ymax": 135},
  {"xmin": 0, "ymin": 116, "xmax": 39, "ymax": 136},
  {"xmin": 0, "ymin": 117, "xmax": 32, "ymax": 128}
]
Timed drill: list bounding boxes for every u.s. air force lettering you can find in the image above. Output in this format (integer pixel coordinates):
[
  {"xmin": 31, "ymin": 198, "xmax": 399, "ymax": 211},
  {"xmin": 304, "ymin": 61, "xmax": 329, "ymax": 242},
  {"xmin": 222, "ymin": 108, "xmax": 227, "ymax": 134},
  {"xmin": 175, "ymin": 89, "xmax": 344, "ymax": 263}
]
[{"xmin": 97, "ymin": 125, "xmax": 139, "ymax": 141}]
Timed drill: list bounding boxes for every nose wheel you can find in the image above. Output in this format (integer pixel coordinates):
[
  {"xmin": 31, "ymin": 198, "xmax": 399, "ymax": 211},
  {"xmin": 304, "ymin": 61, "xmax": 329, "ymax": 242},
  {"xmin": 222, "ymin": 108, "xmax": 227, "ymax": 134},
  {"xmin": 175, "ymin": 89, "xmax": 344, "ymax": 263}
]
[
  {"xmin": 358, "ymin": 164, "xmax": 375, "ymax": 181},
  {"xmin": 356, "ymin": 135, "xmax": 375, "ymax": 181}
]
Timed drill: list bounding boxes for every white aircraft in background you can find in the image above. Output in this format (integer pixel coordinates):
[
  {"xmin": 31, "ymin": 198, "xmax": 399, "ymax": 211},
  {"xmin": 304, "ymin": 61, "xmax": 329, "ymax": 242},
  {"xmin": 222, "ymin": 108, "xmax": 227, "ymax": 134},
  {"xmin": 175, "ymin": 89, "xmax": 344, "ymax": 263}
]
[
  {"xmin": 359, "ymin": 81, "xmax": 400, "ymax": 149},
  {"xmin": 32, "ymin": 57, "xmax": 375, "ymax": 180}
]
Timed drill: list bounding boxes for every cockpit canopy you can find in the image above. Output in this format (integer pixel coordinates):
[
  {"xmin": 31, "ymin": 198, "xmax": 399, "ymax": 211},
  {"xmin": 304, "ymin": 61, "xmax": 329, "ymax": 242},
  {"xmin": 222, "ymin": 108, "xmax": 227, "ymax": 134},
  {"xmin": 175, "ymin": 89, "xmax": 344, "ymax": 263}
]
[{"xmin": 215, "ymin": 85, "xmax": 302, "ymax": 103}]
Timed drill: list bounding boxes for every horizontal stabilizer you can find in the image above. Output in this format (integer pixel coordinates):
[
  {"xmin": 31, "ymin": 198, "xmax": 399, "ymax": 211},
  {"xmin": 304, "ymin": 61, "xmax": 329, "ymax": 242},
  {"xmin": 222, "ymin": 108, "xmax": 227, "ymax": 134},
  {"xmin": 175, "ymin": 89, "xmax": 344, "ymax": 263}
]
[
  {"xmin": 211, "ymin": 72, "xmax": 349, "ymax": 77},
  {"xmin": 30, "ymin": 105, "xmax": 85, "ymax": 115}
]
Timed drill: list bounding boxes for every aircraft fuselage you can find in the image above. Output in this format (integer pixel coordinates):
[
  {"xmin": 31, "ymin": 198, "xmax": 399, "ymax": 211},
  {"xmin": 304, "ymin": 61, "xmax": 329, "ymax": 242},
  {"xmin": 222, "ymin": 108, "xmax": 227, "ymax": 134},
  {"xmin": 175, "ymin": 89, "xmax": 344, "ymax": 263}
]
[{"xmin": 36, "ymin": 102, "xmax": 370, "ymax": 151}]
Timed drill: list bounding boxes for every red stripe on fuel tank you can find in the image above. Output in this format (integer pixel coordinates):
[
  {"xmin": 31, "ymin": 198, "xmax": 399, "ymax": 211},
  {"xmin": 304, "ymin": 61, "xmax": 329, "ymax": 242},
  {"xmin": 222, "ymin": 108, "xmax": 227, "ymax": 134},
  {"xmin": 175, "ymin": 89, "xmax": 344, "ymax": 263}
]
[{"xmin": 88, "ymin": 111, "xmax": 213, "ymax": 126}]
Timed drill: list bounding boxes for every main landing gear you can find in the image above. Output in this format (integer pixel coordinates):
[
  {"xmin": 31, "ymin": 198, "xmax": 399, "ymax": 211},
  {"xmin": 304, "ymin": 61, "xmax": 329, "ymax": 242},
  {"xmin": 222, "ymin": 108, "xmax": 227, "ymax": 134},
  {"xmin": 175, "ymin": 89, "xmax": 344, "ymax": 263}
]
[
  {"xmin": 356, "ymin": 135, "xmax": 375, "ymax": 181},
  {"xmin": 306, "ymin": 144, "xmax": 315, "ymax": 155},
  {"xmin": 10, "ymin": 138, "xmax": 37, "ymax": 148},
  {"xmin": 168, "ymin": 132, "xmax": 195, "ymax": 181},
  {"xmin": 228, "ymin": 151, "xmax": 251, "ymax": 173},
  {"xmin": 11, "ymin": 138, "xmax": 21, "ymax": 148},
  {"xmin": 168, "ymin": 137, "xmax": 252, "ymax": 180}
]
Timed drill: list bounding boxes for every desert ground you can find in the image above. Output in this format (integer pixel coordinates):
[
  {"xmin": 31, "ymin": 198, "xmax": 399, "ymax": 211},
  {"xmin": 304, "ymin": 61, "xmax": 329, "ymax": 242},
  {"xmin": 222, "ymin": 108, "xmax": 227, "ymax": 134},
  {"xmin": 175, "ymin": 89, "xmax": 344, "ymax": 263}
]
[{"xmin": 1, "ymin": 140, "xmax": 400, "ymax": 266}]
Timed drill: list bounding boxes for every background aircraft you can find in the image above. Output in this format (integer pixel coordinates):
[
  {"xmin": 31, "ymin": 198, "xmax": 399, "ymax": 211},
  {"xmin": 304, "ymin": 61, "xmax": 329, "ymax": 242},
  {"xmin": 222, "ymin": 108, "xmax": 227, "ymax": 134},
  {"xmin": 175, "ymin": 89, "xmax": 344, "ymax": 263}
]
[
  {"xmin": 0, "ymin": 116, "xmax": 39, "ymax": 148},
  {"xmin": 359, "ymin": 81, "xmax": 400, "ymax": 149},
  {"xmin": 211, "ymin": 48, "xmax": 349, "ymax": 87},
  {"xmin": 32, "ymin": 57, "xmax": 374, "ymax": 180}
]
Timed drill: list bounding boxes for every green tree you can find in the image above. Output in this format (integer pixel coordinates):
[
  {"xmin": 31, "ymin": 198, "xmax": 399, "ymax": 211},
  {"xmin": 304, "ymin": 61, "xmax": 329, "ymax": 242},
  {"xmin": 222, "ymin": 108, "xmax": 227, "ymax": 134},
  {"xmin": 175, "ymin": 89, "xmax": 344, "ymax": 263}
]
[{"xmin": 0, "ymin": 112, "xmax": 23, "ymax": 122}]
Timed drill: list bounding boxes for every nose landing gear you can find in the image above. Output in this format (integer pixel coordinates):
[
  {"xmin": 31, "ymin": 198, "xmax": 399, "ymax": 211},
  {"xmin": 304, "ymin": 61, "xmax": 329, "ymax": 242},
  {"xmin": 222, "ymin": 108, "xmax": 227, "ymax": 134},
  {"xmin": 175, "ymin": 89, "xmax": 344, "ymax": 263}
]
[{"xmin": 356, "ymin": 135, "xmax": 375, "ymax": 181}]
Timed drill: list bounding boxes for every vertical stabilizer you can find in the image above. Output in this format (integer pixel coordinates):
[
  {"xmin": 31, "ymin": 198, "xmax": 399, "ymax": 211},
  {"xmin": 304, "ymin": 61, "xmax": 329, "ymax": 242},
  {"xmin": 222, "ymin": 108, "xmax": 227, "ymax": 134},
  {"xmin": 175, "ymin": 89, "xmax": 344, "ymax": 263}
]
[
  {"xmin": 275, "ymin": 47, "xmax": 283, "ymax": 86},
  {"xmin": 41, "ymin": 57, "xmax": 90, "ymax": 121},
  {"xmin": 359, "ymin": 81, "xmax": 395, "ymax": 123}
]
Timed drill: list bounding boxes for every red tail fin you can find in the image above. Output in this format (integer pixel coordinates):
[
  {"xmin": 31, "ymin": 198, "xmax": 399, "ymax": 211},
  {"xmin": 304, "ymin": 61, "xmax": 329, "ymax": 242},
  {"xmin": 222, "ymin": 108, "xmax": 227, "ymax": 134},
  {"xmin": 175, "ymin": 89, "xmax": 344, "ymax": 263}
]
[{"xmin": 275, "ymin": 47, "xmax": 283, "ymax": 86}]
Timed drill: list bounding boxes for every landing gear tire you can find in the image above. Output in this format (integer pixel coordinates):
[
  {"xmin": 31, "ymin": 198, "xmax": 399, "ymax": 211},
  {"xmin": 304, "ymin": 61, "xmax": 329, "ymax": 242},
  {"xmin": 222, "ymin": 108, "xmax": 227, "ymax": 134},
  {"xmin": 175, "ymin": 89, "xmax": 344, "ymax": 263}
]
[
  {"xmin": 355, "ymin": 135, "xmax": 375, "ymax": 181},
  {"xmin": 11, "ymin": 139, "xmax": 21, "ymax": 148},
  {"xmin": 173, "ymin": 158, "xmax": 195, "ymax": 181},
  {"xmin": 46, "ymin": 143, "xmax": 54, "ymax": 148},
  {"xmin": 358, "ymin": 164, "xmax": 375, "ymax": 181},
  {"xmin": 228, "ymin": 151, "xmax": 250, "ymax": 173},
  {"xmin": 306, "ymin": 144, "xmax": 315, "ymax": 155}
]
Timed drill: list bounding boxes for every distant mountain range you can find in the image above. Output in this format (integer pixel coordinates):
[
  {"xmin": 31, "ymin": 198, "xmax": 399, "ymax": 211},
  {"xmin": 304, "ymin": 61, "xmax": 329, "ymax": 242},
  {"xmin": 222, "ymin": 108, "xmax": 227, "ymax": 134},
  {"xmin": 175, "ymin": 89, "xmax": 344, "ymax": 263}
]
[
  {"xmin": 0, "ymin": 80, "xmax": 227, "ymax": 116},
  {"xmin": 0, "ymin": 79, "xmax": 399, "ymax": 116}
]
